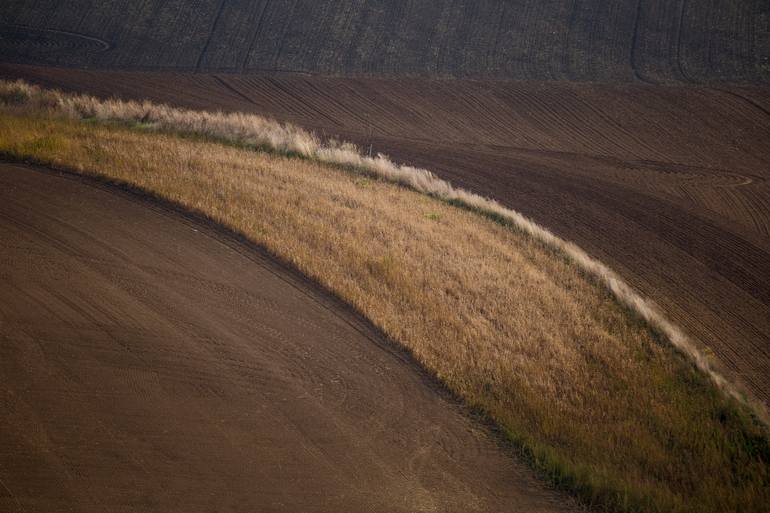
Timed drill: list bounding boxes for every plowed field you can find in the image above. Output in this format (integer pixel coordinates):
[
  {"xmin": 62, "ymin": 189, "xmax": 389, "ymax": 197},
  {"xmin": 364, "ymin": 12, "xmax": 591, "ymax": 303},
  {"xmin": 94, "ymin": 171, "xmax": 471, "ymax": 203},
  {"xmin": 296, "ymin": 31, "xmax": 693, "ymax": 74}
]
[
  {"xmin": 0, "ymin": 162, "xmax": 582, "ymax": 513},
  {"xmin": 1, "ymin": 0, "xmax": 768, "ymax": 81}
]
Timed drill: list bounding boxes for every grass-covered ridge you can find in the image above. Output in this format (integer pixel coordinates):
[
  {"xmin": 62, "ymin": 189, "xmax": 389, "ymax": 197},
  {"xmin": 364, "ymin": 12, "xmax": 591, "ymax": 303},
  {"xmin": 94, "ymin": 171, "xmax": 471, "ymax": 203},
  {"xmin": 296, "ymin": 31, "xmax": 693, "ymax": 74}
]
[
  {"xmin": 0, "ymin": 80, "xmax": 750, "ymax": 413},
  {"xmin": 1, "ymin": 88, "xmax": 768, "ymax": 513}
]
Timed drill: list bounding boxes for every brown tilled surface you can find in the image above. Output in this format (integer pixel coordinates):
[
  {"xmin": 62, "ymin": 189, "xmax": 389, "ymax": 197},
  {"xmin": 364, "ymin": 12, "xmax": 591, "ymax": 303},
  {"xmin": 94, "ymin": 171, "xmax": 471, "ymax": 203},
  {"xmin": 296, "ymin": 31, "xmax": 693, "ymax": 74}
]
[
  {"xmin": 0, "ymin": 163, "xmax": 581, "ymax": 513},
  {"xmin": 1, "ymin": 0, "xmax": 768, "ymax": 81},
  {"xmin": 2, "ymin": 64, "xmax": 767, "ymax": 407}
]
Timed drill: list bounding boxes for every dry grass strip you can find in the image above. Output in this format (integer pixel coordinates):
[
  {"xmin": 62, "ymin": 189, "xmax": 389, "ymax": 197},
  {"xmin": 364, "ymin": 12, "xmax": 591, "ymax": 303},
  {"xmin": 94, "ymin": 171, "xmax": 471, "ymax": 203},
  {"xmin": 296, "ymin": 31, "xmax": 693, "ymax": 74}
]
[
  {"xmin": 0, "ymin": 80, "xmax": 756, "ymax": 415},
  {"xmin": 0, "ymin": 93, "xmax": 768, "ymax": 513}
]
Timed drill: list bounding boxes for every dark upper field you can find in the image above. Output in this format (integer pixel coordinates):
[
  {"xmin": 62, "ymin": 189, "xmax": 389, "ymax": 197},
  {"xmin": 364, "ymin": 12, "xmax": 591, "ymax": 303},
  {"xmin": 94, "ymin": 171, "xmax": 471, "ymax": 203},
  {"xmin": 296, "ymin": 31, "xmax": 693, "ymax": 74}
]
[{"xmin": 1, "ymin": 0, "xmax": 768, "ymax": 82}]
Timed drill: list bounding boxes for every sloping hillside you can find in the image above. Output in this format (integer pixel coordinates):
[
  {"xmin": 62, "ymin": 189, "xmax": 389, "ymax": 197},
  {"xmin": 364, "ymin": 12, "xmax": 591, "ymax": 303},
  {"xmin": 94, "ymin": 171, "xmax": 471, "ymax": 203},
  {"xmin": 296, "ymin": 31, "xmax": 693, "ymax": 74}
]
[
  {"xmin": 1, "ymin": 0, "xmax": 768, "ymax": 82},
  {"xmin": 3, "ymin": 64, "xmax": 769, "ymax": 407}
]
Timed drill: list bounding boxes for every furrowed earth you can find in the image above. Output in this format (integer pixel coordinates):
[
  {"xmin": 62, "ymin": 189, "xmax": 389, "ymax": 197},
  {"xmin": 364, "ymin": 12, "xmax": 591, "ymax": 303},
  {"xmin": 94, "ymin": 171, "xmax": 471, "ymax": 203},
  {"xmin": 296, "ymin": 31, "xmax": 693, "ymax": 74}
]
[
  {"xmin": 0, "ymin": 1, "xmax": 768, "ymax": 512},
  {"xmin": 0, "ymin": 162, "xmax": 585, "ymax": 513}
]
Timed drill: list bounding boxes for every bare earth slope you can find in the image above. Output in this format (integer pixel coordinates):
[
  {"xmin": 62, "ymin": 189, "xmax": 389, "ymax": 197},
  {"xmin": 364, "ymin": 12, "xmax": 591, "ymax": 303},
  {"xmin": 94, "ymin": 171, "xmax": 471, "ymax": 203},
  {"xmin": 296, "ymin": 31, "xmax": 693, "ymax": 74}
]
[
  {"xmin": 1, "ymin": 0, "xmax": 768, "ymax": 82},
  {"xmin": 4, "ymin": 64, "xmax": 769, "ymax": 408},
  {"xmin": 0, "ymin": 162, "xmax": 580, "ymax": 513}
]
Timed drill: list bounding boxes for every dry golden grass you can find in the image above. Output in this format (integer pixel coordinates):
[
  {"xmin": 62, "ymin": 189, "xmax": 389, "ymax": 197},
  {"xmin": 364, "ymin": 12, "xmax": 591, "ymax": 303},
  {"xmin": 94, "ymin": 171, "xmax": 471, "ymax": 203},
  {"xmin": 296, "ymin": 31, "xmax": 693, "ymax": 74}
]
[
  {"xmin": 0, "ymin": 80, "xmax": 751, "ymax": 410},
  {"xmin": 0, "ymin": 107, "xmax": 768, "ymax": 513}
]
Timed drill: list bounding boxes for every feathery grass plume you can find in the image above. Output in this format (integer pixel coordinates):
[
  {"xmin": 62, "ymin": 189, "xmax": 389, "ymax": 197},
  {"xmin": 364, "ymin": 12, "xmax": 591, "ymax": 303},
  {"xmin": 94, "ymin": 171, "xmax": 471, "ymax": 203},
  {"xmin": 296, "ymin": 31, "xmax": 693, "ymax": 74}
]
[{"xmin": 0, "ymin": 79, "xmax": 760, "ymax": 420}]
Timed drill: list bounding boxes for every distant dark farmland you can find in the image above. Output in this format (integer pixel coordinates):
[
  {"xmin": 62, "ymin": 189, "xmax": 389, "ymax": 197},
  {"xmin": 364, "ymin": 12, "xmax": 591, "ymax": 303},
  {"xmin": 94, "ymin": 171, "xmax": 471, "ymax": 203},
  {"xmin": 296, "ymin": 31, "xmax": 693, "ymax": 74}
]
[{"xmin": 1, "ymin": 0, "xmax": 768, "ymax": 82}]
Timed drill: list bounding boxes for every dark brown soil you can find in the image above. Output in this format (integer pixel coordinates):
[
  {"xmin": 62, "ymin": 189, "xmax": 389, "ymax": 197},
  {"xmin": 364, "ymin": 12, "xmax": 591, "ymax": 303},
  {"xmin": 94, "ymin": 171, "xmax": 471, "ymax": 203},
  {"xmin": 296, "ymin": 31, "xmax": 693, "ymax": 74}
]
[
  {"xmin": 1, "ymin": 2, "xmax": 768, "ymax": 509},
  {"xmin": 3, "ymin": 64, "xmax": 767, "ymax": 409},
  {"xmin": 0, "ymin": 162, "xmax": 582, "ymax": 513},
  {"xmin": 1, "ymin": 0, "xmax": 768, "ymax": 82}
]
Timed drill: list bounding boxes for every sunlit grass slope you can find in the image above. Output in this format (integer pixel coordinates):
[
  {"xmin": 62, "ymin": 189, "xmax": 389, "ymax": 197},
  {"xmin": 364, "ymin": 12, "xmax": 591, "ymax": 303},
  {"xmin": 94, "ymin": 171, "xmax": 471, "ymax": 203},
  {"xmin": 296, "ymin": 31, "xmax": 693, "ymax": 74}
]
[{"xmin": 0, "ymin": 98, "xmax": 768, "ymax": 513}]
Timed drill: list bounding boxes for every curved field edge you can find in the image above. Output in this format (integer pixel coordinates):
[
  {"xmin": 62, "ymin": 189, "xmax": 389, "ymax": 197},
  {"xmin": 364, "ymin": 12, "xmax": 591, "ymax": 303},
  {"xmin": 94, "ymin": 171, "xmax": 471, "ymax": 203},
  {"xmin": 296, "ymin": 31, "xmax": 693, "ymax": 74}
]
[
  {"xmin": 1, "ymin": 79, "xmax": 760, "ymax": 419},
  {"xmin": 0, "ymin": 94, "xmax": 768, "ymax": 513}
]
